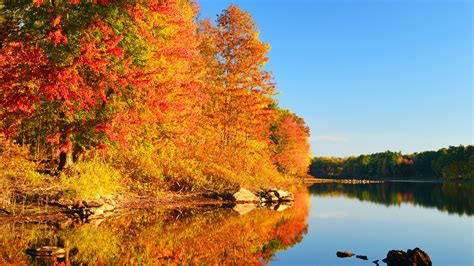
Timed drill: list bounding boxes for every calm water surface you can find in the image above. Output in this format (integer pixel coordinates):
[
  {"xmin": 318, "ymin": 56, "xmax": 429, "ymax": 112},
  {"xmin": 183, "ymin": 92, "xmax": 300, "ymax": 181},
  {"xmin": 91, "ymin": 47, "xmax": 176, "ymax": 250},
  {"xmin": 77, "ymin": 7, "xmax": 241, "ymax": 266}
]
[
  {"xmin": 274, "ymin": 182, "xmax": 474, "ymax": 266},
  {"xmin": 1, "ymin": 182, "xmax": 472, "ymax": 265}
]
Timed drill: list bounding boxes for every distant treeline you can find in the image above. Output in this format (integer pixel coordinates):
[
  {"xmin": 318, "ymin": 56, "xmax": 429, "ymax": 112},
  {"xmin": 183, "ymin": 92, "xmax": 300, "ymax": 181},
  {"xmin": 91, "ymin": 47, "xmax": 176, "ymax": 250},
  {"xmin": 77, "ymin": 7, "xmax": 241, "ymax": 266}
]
[{"xmin": 309, "ymin": 145, "xmax": 474, "ymax": 179}]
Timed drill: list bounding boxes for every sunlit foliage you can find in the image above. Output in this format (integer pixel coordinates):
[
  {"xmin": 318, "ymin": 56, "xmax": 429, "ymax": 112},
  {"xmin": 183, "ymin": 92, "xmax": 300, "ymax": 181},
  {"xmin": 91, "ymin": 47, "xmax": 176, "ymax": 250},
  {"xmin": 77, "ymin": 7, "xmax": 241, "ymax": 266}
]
[{"xmin": 0, "ymin": 1, "xmax": 311, "ymax": 194}]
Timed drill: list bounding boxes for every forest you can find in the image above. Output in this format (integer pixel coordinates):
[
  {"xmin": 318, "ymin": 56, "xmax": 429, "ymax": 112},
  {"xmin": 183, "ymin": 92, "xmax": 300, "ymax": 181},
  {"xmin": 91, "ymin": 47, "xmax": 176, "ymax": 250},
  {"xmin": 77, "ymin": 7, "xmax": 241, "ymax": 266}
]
[
  {"xmin": 309, "ymin": 145, "xmax": 474, "ymax": 179},
  {"xmin": 0, "ymin": 0, "xmax": 311, "ymax": 201}
]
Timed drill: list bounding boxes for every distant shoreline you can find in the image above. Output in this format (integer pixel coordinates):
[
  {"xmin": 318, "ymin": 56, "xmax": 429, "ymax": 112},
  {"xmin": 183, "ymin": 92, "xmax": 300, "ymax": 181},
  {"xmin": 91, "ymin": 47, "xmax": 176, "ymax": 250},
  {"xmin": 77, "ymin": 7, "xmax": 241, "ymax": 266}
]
[{"xmin": 304, "ymin": 177, "xmax": 474, "ymax": 184}]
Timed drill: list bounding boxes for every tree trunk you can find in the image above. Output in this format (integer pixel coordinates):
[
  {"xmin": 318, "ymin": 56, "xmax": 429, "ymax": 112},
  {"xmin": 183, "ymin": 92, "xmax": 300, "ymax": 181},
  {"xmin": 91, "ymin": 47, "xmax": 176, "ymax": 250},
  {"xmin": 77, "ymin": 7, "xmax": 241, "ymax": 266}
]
[{"xmin": 58, "ymin": 148, "xmax": 73, "ymax": 171}]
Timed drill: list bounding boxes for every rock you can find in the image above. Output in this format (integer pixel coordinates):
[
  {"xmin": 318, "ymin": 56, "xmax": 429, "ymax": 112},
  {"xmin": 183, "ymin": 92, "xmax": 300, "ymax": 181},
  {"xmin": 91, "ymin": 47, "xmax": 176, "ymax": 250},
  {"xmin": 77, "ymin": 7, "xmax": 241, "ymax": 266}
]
[
  {"xmin": 276, "ymin": 190, "xmax": 294, "ymax": 201},
  {"xmin": 336, "ymin": 251, "xmax": 354, "ymax": 258},
  {"xmin": 383, "ymin": 247, "xmax": 431, "ymax": 266},
  {"xmin": 268, "ymin": 191, "xmax": 279, "ymax": 202},
  {"xmin": 84, "ymin": 199, "xmax": 104, "ymax": 208},
  {"xmin": 57, "ymin": 198, "xmax": 74, "ymax": 207},
  {"xmin": 233, "ymin": 188, "xmax": 259, "ymax": 202},
  {"xmin": 26, "ymin": 246, "xmax": 65, "ymax": 258},
  {"xmin": 233, "ymin": 203, "xmax": 257, "ymax": 215},
  {"xmin": 91, "ymin": 208, "xmax": 104, "ymax": 216},
  {"xmin": 356, "ymin": 255, "xmax": 368, "ymax": 260},
  {"xmin": 91, "ymin": 203, "xmax": 115, "ymax": 216}
]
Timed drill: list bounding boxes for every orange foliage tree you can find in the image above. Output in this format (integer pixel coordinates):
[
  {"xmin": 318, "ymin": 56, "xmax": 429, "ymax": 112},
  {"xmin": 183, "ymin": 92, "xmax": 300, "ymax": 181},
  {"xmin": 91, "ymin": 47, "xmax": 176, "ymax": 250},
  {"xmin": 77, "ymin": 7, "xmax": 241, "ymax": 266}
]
[
  {"xmin": 271, "ymin": 110, "xmax": 311, "ymax": 176},
  {"xmin": 199, "ymin": 4, "xmax": 276, "ymax": 150}
]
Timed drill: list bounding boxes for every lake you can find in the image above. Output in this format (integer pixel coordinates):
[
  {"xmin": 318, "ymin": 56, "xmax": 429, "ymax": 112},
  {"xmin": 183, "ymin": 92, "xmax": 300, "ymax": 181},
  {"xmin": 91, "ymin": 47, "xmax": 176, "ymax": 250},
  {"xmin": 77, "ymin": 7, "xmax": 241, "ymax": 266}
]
[
  {"xmin": 1, "ymin": 182, "xmax": 472, "ymax": 265},
  {"xmin": 274, "ymin": 182, "xmax": 473, "ymax": 265}
]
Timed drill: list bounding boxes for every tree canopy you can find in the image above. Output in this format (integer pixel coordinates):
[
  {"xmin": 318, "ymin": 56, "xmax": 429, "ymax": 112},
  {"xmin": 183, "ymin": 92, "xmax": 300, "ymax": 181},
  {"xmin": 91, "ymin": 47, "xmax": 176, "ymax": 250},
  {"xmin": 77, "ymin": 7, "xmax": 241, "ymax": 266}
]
[{"xmin": 1, "ymin": 1, "xmax": 311, "ymax": 193}]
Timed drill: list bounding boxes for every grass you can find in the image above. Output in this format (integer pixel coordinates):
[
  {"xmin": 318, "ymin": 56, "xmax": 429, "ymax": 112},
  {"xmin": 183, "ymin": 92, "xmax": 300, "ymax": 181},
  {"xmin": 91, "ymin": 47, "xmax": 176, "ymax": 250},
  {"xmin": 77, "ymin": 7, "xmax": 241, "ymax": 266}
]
[{"xmin": 60, "ymin": 160, "xmax": 122, "ymax": 199}]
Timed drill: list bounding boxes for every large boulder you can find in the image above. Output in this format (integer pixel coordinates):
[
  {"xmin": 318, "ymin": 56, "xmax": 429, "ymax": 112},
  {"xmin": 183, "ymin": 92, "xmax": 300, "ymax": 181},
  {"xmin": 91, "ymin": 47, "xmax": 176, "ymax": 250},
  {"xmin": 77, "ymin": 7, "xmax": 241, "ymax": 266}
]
[
  {"xmin": 383, "ymin": 248, "xmax": 431, "ymax": 266},
  {"xmin": 233, "ymin": 188, "xmax": 259, "ymax": 202}
]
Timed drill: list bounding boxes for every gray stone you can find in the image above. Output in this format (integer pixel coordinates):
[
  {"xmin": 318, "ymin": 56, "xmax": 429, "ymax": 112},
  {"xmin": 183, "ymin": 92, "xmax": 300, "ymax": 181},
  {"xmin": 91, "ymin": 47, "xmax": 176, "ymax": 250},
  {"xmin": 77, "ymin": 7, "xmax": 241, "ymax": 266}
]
[{"xmin": 233, "ymin": 188, "xmax": 259, "ymax": 202}]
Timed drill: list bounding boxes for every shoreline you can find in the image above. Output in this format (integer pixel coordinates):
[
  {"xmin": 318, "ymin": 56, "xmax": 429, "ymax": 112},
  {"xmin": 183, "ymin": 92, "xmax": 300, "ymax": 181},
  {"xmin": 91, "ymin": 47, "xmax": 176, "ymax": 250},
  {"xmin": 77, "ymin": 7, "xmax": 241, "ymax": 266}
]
[
  {"xmin": 0, "ymin": 192, "xmax": 227, "ymax": 224},
  {"xmin": 0, "ymin": 187, "xmax": 297, "ymax": 224},
  {"xmin": 304, "ymin": 177, "xmax": 474, "ymax": 184}
]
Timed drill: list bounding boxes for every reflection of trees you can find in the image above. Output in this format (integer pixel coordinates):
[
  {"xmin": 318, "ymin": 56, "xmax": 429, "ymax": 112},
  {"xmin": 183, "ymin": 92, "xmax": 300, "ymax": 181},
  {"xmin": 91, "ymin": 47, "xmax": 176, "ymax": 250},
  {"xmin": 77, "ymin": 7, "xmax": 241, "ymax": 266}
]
[
  {"xmin": 0, "ymin": 191, "xmax": 309, "ymax": 265},
  {"xmin": 309, "ymin": 183, "xmax": 474, "ymax": 216}
]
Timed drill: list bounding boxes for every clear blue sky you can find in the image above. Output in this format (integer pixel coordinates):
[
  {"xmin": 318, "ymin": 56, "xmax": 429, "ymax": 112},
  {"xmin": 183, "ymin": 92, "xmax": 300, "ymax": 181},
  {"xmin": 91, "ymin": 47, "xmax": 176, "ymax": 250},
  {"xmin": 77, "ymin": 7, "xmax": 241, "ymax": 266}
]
[{"xmin": 198, "ymin": 0, "xmax": 473, "ymax": 157}]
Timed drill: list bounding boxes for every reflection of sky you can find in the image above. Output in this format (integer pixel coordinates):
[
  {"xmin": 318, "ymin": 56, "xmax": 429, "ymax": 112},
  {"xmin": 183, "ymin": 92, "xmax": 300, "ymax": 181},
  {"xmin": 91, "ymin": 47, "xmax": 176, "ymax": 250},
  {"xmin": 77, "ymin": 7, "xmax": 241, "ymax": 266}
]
[{"xmin": 272, "ymin": 195, "xmax": 473, "ymax": 266}]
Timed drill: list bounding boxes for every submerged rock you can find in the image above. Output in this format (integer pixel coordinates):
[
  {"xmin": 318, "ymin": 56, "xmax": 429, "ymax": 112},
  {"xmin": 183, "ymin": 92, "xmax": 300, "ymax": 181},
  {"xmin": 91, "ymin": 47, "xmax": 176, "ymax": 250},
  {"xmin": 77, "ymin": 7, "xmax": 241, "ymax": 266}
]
[
  {"xmin": 383, "ymin": 247, "xmax": 432, "ymax": 266},
  {"xmin": 336, "ymin": 251, "xmax": 354, "ymax": 258},
  {"xmin": 233, "ymin": 188, "xmax": 259, "ymax": 202}
]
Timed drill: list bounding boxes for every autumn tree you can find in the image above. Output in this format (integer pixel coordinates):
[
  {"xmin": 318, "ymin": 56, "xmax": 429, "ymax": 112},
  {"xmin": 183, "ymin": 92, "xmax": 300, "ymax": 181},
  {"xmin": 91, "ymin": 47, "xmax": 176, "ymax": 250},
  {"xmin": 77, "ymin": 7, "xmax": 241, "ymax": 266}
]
[
  {"xmin": 1, "ymin": 1, "xmax": 142, "ymax": 170},
  {"xmin": 271, "ymin": 110, "xmax": 311, "ymax": 176},
  {"xmin": 1, "ymin": 1, "xmax": 203, "ymax": 173},
  {"xmin": 199, "ymin": 4, "xmax": 276, "ymax": 151}
]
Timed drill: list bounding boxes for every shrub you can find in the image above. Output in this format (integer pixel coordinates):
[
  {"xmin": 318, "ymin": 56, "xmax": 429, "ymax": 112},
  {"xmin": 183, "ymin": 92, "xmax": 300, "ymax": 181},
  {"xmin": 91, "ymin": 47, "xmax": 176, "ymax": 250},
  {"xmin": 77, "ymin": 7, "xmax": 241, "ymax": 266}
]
[{"xmin": 61, "ymin": 160, "xmax": 121, "ymax": 199}]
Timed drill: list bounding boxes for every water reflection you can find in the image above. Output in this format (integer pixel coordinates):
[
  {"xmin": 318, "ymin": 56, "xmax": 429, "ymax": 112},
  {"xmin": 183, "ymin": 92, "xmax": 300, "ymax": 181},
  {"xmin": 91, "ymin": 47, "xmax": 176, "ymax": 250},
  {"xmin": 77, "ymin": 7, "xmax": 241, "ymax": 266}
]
[
  {"xmin": 0, "ymin": 191, "xmax": 309, "ymax": 265},
  {"xmin": 309, "ymin": 182, "xmax": 474, "ymax": 216}
]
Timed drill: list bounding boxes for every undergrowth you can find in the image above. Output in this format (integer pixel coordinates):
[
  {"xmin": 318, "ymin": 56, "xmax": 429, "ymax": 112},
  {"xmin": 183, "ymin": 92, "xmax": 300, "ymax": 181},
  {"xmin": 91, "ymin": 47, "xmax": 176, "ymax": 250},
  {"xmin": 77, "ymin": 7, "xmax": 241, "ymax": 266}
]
[{"xmin": 60, "ymin": 160, "xmax": 122, "ymax": 199}]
